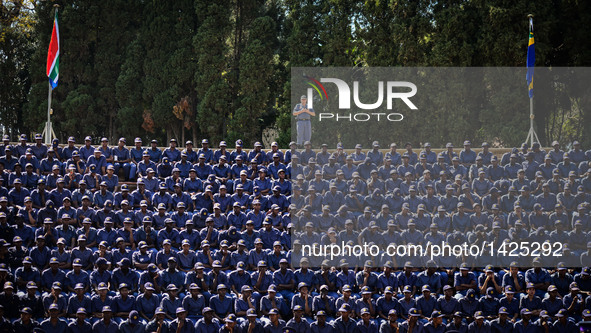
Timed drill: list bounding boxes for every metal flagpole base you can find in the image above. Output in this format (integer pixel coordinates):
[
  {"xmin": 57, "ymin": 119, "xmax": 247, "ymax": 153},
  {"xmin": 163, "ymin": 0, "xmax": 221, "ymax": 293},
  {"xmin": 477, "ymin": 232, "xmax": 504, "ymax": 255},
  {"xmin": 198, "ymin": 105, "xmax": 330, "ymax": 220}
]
[
  {"xmin": 525, "ymin": 125, "xmax": 540, "ymax": 147},
  {"xmin": 525, "ymin": 98, "xmax": 539, "ymax": 146},
  {"xmin": 43, "ymin": 121, "xmax": 54, "ymax": 144}
]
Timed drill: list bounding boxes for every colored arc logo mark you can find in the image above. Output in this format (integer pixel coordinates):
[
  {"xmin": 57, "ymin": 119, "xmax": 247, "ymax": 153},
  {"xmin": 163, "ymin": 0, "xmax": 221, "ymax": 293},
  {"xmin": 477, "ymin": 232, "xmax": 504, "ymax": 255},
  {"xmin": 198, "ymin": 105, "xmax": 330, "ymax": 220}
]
[{"xmin": 304, "ymin": 76, "xmax": 329, "ymax": 100}]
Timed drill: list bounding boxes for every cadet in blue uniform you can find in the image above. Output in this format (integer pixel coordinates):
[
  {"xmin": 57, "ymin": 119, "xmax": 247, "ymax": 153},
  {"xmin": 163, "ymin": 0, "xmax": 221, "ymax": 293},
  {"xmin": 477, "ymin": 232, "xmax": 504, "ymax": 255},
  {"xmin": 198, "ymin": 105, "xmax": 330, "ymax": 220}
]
[
  {"xmin": 0, "ymin": 147, "xmax": 17, "ymax": 171},
  {"xmin": 78, "ymin": 136, "xmax": 94, "ymax": 161},
  {"xmin": 163, "ymin": 139, "xmax": 181, "ymax": 163},
  {"xmin": 0, "ymin": 135, "xmax": 11, "ymax": 158},
  {"xmin": 148, "ymin": 140, "xmax": 162, "ymax": 162},
  {"xmin": 14, "ymin": 134, "xmax": 29, "ymax": 157},
  {"xmin": 548, "ymin": 141, "xmax": 564, "ymax": 164},
  {"xmin": 40, "ymin": 303, "xmax": 69, "ymax": 333},
  {"xmin": 31, "ymin": 134, "xmax": 48, "ymax": 159},
  {"xmin": 459, "ymin": 141, "xmax": 476, "ymax": 166},
  {"xmin": 185, "ymin": 140, "xmax": 198, "ymax": 163},
  {"xmin": 112, "ymin": 138, "xmax": 132, "ymax": 181},
  {"xmin": 198, "ymin": 139, "xmax": 214, "ymax": 164}
]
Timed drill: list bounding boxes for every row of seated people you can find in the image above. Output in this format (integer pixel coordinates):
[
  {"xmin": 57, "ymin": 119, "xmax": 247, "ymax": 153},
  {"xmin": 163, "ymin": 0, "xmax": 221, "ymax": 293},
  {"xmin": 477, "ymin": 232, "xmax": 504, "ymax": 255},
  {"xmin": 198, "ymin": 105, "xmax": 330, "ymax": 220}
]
[
  {"xmin": 1, "ymin": 289, "xmax": 587, "ymax": 332},
  {"xmin": 2, "ymin": 135, "xmax": 591, "ymax": 169},
  {"xmin": 0, "ymin": 262, "xmax": 588, "ymax": 331}
]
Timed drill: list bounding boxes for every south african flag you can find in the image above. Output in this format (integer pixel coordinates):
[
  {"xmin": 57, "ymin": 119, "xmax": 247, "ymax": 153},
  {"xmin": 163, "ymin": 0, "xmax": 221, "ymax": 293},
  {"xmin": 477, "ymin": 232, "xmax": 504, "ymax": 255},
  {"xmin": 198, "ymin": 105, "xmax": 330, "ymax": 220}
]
[{"xmin": 46, "ymin": 11, "xmax": 59, "ymax": 89}]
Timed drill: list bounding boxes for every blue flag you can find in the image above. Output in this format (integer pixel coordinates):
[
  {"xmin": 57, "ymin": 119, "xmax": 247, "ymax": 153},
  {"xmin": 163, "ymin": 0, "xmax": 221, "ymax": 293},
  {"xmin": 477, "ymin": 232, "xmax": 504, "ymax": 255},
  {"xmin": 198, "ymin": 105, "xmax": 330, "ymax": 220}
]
[{"xmin": 526, "ymin": 17, "xmax": 535, "ymax": 98}]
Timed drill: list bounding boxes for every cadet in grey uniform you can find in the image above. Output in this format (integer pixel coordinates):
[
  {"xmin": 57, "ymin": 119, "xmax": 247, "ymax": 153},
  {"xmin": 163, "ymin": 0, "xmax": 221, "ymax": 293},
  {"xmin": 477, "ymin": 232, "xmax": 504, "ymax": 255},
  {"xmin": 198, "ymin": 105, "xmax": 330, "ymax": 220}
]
[{"xmin": 293, "ymin": 95, "xmax": 315, "ymax": 146}]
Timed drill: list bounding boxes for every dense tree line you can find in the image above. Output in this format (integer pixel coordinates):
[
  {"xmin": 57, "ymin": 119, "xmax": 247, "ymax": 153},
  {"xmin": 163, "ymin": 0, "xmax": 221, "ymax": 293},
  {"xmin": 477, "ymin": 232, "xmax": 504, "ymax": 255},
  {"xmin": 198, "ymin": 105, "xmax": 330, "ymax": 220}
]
[{"xmin": 2, "ymin": 0, "xmax": 591, "ymax": 148}]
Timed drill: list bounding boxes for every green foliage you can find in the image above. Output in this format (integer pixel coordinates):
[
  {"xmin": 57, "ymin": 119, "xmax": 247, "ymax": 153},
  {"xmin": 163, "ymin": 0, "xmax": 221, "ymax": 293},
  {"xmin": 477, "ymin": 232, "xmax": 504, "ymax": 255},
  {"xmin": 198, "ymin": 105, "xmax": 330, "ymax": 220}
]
[
  {"xmin": 193, "ymin": 0, "xmax": 232, "ymax": 143},
  {"xmin": 0, "ymin": 1, "xmax": 35, "ymax": 136},
  {"xmin": 115, "ymin": 38, "xmax": 145, "ymax": 138},
  {"xmin": 3, "ymin": 0, "xmax": 591, "ymax": 147},
  {"xmin": 60, "ymin": 85, "xmax": 99, "ymax": 134},
  {"xmin": 230, "ymin": 16, "xmax": 277, "ymax": 144}
]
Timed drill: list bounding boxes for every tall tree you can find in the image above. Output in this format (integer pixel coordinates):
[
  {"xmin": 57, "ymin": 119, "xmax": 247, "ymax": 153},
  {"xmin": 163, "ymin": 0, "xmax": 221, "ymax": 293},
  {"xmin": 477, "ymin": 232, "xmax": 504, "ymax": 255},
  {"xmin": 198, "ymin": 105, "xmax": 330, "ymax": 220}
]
[
  {"xmin": 357, "ymin": 0, "xmax": 397, "ymax": 66},
  {"xmin": 193, "ymin": 0, "xmax": 233, "ymax": 143},
  {"xmin": 11, "ymin": 0, "xmax": 591, "ymax": 148},
  {"xmin": 319, "ymin": 0, "xmax": 358, "ymax": 66},
  {"xmin": 0, "ymin": 0, "xmax": 35, "ymax": 136},
  {"xmin": 115, "ymin": 38, "xmax": 146, "ymax": 139},
  {"xmin": 142, "ymin": 0, "xmax": 198, "ymax": 142},
  {"xmin": 230, "ymin": 16, "xmax": 277, "ymax": 144},
  {"xmin": 95, "ymin": 0, "xmax": 141, "ymax": 141}
]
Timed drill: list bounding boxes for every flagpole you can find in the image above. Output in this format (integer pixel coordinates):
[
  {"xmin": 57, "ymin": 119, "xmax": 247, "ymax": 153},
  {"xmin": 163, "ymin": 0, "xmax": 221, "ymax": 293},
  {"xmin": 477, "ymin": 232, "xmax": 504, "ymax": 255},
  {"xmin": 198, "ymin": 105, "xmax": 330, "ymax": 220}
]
[
  {"xmin": 45, "ymin": 5, "xmax": 58, "ymax": 145},
  {"xmin": 45, "ymin": 81, "xmax": 52, "ymax": 144},
  {"xmin": 528, "ymin": 93, "xmax": 538, "ymax": 146},
  {"xmin": 525, "ymin": 14, "xmax": 539, "ymax": 147}
]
